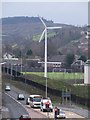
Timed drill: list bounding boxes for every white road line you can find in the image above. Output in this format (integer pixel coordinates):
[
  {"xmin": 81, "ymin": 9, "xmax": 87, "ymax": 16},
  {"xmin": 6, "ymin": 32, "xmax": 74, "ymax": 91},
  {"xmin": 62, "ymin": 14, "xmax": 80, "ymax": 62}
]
[
  {"xmin": 5, "ymin": 92, "xmax": 28, "ymax": 113},
  {"xmin": 69, "ymin": 113, "xmax": 74, "ymax": 115},
  {"xmin": 5, "ymin": 92, "xmax": 47, "ymax": 117},
  {"xmin": 2, "ymin": 107, "xmax": 9, "ymax": 112}
]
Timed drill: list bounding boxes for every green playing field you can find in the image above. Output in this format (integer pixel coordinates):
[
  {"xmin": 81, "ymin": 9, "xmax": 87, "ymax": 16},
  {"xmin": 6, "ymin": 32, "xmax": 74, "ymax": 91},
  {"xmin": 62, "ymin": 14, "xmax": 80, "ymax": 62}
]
[{"xmin": 22, "ymin": 72, "xmax": 84, "ymax": 80}]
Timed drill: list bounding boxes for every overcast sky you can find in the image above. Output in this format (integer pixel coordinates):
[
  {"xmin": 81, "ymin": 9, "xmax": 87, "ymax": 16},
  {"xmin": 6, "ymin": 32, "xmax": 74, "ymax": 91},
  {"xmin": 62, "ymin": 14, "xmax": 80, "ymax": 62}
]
[{"xmin": 1, "ymin": 2, "xmax": 88, "ymax": 26}]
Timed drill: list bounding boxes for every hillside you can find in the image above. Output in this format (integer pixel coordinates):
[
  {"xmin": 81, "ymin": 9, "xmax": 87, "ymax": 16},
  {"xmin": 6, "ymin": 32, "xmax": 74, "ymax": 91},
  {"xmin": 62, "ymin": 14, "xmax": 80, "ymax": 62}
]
[{"xmin": 1, "ymin": 16, "xmax": 88, "ymax": 58}]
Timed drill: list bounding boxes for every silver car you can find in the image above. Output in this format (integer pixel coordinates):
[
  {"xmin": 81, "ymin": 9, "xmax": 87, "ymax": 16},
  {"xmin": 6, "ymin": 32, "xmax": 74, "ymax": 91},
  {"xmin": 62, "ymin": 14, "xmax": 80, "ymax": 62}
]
[
  {"xmin": 17, "ymin": 94, "xmax": 25, "ymax": 100},
  {"xmin": 56, "ymin": 109, "xmax": 66, "ymax": 119},
  {"xmin": 5, "ymin": 85, "xmax": 11, "ymax": 91}
]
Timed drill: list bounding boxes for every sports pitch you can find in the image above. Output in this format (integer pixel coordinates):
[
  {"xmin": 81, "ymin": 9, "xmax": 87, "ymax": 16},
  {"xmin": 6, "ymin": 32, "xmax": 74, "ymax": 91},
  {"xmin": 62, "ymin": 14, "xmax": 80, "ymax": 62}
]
[{"xmin": 22, "ymin": 72, "xmax": 84, "ymax": 80}]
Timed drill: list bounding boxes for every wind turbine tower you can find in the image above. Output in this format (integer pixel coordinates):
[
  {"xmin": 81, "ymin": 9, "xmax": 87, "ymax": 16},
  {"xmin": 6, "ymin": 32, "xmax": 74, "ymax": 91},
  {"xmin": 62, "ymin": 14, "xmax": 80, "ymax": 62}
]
[{"xmin": 39, "ymin": 16, "xmax": 62, "ymax": 97}]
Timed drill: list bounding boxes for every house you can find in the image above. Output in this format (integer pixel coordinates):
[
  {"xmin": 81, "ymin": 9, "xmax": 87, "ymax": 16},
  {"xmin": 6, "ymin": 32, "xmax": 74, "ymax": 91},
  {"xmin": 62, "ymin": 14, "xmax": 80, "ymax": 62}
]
[
  {"xmin": 3, "ymin": 53, "xmax": 18, "ymax": 60},
  {"xmin": 71, "ymin": 59, "xmax": 85, "ymax": 72},
  {"xmin": 48, "ymin": 55, "xmax": 66, "ymax": 63}
]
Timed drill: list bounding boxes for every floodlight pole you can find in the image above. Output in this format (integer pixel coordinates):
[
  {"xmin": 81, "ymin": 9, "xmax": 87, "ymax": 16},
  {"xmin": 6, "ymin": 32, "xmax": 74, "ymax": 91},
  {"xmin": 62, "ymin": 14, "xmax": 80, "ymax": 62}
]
[{"xmin": 45, "ymin": 28, "xmax": 47, "ymax": 98}]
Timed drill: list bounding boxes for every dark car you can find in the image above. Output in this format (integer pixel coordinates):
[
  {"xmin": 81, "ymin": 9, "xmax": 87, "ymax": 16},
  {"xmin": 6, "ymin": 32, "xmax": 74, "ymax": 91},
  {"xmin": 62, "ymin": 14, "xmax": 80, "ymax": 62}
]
[{"xmin": 19, "ymin": 115, "xmax": 31, "ymax": 120}]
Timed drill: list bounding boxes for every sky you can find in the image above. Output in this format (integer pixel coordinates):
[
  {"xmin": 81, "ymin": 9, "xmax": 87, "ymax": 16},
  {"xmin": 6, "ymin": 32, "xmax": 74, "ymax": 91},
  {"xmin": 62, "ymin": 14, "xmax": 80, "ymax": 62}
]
[{"xmin": 1, "ymin": 1, "xmax": 89, "ymax": 26}]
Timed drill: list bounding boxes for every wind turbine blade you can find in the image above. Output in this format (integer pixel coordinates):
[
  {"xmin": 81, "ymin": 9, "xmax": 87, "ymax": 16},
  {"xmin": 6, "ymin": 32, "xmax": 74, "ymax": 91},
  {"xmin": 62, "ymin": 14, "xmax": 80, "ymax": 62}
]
[
  {"xmin": 39, "ymin": 29, "xmax": 45, "ymax": 42},
  {"xmin": 39, "ymin": 16, "xmax": 47, "ymax": 28},
  {"xmin": 47, "ymin": 26, "xmax": 62, "ymax": 29}
]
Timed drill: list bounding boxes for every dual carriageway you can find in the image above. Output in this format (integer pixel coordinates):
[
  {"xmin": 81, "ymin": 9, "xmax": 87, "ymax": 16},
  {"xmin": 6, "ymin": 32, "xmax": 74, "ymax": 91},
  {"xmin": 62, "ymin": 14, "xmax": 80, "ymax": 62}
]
[{"xmin": 2, "ymin": 84, "xmax": 86, "ymax": 119}]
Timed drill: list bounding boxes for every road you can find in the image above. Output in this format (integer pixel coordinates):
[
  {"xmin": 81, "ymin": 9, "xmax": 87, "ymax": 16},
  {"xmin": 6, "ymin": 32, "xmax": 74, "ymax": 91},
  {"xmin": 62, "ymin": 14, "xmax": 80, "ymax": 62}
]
[
  {"xmin": 34, "ymin": 106, "xmax": 84, "ymax": 118},
  {"xmin": 2, "ymin": 93, "xmax": 28, "ymax": 119},
  {"xmin": 2, "ymin": 84, "xmax": 86, "ymax": 119},
  {"xmin": 2, "ymin": 91, "xmax": 46, "ymax": 119}
]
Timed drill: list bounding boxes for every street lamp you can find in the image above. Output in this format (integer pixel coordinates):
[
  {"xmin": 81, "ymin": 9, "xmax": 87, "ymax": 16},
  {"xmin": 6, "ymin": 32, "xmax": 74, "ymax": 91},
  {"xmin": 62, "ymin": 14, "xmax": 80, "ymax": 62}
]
[{"xmin": 0, "ymin": 62, "xmax": 6, "ymax": 112}]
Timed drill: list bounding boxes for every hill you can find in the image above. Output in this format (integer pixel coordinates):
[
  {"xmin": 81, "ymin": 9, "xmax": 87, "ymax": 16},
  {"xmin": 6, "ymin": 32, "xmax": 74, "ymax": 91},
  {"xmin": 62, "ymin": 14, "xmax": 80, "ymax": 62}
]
[{"xmin": 1, "ymin": 16, "xmax": 88, "ymax": 58}]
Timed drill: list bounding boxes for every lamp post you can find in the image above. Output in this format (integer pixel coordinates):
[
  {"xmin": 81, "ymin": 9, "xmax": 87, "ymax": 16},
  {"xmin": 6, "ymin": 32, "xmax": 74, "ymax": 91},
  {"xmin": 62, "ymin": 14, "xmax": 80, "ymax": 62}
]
[{"xmin": 0, "ymin": 62, "xmax": 6, "ymax": 119}]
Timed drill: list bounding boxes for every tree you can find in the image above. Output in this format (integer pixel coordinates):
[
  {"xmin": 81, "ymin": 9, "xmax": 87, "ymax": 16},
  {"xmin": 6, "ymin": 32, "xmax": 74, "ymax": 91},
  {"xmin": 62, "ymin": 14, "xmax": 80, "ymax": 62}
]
[
  {"xmin": 26, "ymin": 49, "xmax": 33, "ymax": 57},
  {"xmin": 65, "ymin": 54, "xmax": 75, "ymax": 68},
  {"xmin": 78, "ymin": 55, "xmax": 87, "ymax": 62}
]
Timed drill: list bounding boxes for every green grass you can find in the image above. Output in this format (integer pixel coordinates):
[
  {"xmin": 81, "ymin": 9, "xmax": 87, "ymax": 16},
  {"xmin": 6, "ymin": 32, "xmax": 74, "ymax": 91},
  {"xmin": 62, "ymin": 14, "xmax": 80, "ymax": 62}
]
[
  {"xmin": 22, "ymin": 72, "xmax": 84, "ymax": 80},
  {"xmin": 2, "ymin": 74, "xmax": 61, "ymax": 103},
  {"xmin": 32, "ymin": 32, "xmax": 57, "ymax": 41},
  {"xmin": 3, "ymin": 73, "xmax": 90, "ymax": 109},
  {"xmin": 22, "ymin": 72, "xmax": 90, "ymax": 99}
]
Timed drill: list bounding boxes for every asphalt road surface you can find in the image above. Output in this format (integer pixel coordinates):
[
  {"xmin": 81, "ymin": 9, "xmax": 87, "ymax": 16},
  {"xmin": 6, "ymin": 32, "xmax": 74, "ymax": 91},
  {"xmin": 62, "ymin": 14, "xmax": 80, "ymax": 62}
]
[
  {"xmin": 2, "ymin": 91, "xmax": 46, "ymax": 119},
  {"xmin": 2, "ymin": 83, "xmax": 89, "ymax": 119},
  {"xmin": 2, "ymin": 93, "xmax": 29, "ymax": 119}
]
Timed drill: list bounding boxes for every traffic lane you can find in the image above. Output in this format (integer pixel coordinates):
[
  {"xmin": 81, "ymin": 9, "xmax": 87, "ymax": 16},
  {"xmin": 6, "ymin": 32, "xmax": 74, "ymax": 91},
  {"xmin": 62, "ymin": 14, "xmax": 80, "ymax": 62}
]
[
  {"xmin": 34, "ymin": 108, "xmax": 84, "ymax": 118},
  {"xmin": 4, "ymin": 92, "xmax": 46, "ymax": 118},
  {"xmin": 2, "ymin": 93, "xmax": 29, "ymax": 118},
  {"xmin": 25, "ymin": 106, "xmax": 46, "ymax": 118},
  {"xmin": 4, "ymin": 84, "xmax": 29, "ymax": 105},
  {"xmin": 60, "ymin": 106, "xmax": 90, "ymax": 118},
  {"xmin": 2, "ymin": 107, "xmax": 10, "ymax": 118},
  {"xmin": 5, "ymin": 90, "xmax": 27, "ymax": 105},
  {"xmin": 65, "ymin": 111, "xmax": 84, "ymax": 118},
  {"xmin": 4, "ymin": 84, "xmax": 85, "ymax": 118}
]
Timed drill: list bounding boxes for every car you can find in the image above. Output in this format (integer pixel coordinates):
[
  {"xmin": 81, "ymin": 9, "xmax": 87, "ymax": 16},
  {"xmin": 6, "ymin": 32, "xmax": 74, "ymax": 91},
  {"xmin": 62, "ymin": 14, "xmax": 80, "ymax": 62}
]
[
  {"xmin": 17, "ymin": 94, "xmax": 25, "ymax": 100},
  {"xmin": 5, "ymin": 85, "xmax": 11, "ymax": 91},
  {"xmin": 59, "ymin": 111, "xmax": 66, "ymax": 119},
  {"xmin": 55, "ymin": 108, "xmax": 66, "ymax": 119},
  {"xmin": 19, "ymin": 114, "xmax": 31, "ymax": 120},
  {"xmin": 40, "ymin": 97, "xmax": 53, "ymax": 112}
]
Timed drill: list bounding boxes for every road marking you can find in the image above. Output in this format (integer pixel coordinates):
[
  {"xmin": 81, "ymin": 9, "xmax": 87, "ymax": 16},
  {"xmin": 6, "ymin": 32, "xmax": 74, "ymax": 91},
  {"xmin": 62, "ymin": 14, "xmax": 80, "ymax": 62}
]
[
  {"xmin": 5, "ymin": 92, "xmax": 28, "ymax": 113},
  {"xmin": 5, "ymin": 92, "xmax": 46, "ymax": 118},
  {"xmin": 69, "ymin": 113, "xmax": 74, "ymax": 115},
  {"xmin": 2, "ymin": 107, "xmax": 9, "ymax": 112},
  {"xmin": 25, "ymin": 105, "xmax": 47, "ymax": 118}
]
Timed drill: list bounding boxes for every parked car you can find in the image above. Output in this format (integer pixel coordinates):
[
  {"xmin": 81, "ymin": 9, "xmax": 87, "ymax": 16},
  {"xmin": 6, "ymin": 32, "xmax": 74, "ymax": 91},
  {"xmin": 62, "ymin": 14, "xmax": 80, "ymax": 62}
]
[
  {"xmin": 17, "ymin": 94, "xmax": 25, "ymax": 100},
  {"xmin": 5, "ymin": 85, "xmax": 11, "ymax": 91},
  {"xmin": 19, "ymin": 114, "xmax": 31, "ymax": 120},
  {"xmin": 40, "ymin": 97, "xmax": 53, "ymax": 112}
]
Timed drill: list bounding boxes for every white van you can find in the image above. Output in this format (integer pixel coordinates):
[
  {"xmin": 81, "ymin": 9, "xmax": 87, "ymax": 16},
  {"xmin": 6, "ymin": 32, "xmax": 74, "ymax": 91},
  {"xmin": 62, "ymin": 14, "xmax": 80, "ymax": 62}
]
[
  {"xmin": 29, "ymin": 95, "xmax": 42, "ymax": 108},
  {"xmin": 40, "ymin": 97, "xmax": 53, "ymax": 112}
]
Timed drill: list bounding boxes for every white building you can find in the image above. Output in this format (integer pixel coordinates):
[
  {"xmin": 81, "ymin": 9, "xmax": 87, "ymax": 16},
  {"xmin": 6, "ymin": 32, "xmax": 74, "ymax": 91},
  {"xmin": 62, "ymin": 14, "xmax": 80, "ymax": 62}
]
[
  {"xmin": 84, "ymin": 60, "xmax": 90, "ymax": 84},
  {"xmin": 3, "ymin": 53, "xmax": 18, "ymax": 60}
]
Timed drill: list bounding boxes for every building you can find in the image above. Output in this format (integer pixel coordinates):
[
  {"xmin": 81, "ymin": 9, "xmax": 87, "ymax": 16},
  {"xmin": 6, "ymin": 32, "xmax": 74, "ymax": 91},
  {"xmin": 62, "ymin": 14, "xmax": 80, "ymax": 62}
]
[
  {"xmin": 84, "ymin": 60, "xmax": 90, "ymax": 84},
  {"xmin": 3, "ymin": 53, "xmax": 18, "ymax": 60},
  {"xmin": 71, "ymin": 60, "xmax": 85, "ymax": 72}
]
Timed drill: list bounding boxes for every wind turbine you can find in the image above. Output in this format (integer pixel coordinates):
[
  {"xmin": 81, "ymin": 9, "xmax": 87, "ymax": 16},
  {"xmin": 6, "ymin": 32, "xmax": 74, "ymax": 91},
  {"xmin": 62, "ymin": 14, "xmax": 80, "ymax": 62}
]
[{"xmin": 39, "ymin": 16, "xmax": 62, "ymax": 97}]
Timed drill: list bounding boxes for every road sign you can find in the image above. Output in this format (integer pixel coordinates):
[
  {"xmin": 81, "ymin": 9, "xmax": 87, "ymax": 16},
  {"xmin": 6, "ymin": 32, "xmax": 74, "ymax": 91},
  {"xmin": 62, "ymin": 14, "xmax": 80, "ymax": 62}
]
[{"xmin": 62, "ymin": 92, "xmax": 71, "ymax": 98}]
